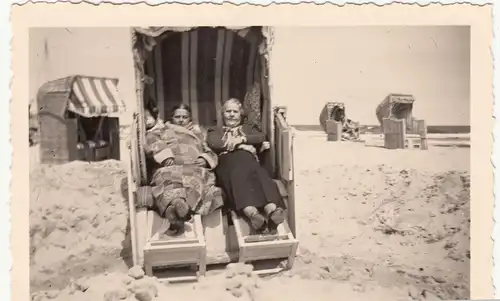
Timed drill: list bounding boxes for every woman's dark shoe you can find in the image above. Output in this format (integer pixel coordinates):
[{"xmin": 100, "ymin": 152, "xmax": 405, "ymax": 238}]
[
  {"xmin": 163, "ymin": 205, "xmax": 177, "ymax": 222},
  {"xmin": 268, "ymin": 208, "xmax": 285, "ymax": 227},
  {"xmin": 247, "ymin": 212, "xmax": 267, "ymax": 233},
  {"xmin": 172, "ymin": 198, "xmax": 190, "ymax": 218},
  {"xmin": 164, "ymin": 206, "xmax": 185, "ymax": 236},
  {"xmin": 267, "ymin": 220, "xmax": 278, "ymax": 234},
  {"xmin": 256, "ymin": 223, "xmax": 269, "ymax": 235},
  {"xmin": 166, "ymin": 220, "xmax": 185, "ymax": 236}
]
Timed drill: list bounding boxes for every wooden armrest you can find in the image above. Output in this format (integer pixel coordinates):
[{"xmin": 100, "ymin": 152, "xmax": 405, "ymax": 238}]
[{"xmin": 272, "ymin": 179, "xmax": 288, "ymax": 198}]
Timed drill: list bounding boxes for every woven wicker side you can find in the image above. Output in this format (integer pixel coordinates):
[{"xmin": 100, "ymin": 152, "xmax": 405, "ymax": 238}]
[
  {"xmin": 38, "ymin": 91, "xmax": 75, "ymax": 164},
  {"xmin": 383, "ymin": 118, "xmax": 406, "ymax": 149},
  {"xmin": 376, "ymin": 95, "xmax": 392, "ymax": 128},
  {"xmin": 107, "ymin": 117, "xmax": 121, "ymax": 160},
  {"xmin": 39, "ymin": 117, "xmax": 79, "ymax": 164}
]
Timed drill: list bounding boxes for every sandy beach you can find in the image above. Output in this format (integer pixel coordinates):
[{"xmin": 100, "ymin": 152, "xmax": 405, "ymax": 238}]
[{"xmin": 29, "ymin": 131, "xmax": 470, "ymax": 301}]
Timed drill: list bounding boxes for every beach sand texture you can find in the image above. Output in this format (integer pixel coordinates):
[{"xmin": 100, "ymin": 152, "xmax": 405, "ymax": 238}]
[{"xmin": 29, "ymin": 132, "xmax": 470, "ymax": 301}]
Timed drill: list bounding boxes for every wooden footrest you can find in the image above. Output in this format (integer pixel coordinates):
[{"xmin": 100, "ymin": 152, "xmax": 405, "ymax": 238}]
[
  {"xmin": 405, "ymin": 137, "xmax": 422, "ymax": 149},
  {"xmin": 368, "ymin": 134, "xmax": 428, "ymax": 150},
  {"xmin": 230, "ymin": 211, "xmax": 299, "ymax": 272},
  {"xmin": 143, "ymin": 211, "xmax": 206, "ymax": 280}
]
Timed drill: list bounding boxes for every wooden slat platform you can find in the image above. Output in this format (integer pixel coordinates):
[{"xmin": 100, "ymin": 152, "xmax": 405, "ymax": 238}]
[
  {"xmin": 143, "ymin": 211, "xmax": 206, "ymax": 281},
  {"xmin": 230, "ymin": 210, "xmax": 299, "ymax": 273},
  {"xmin": 202, "ymin": 178, "xmax": 292, "ymax": 268},
  {"xmin": 135, "ymin": 178, "xmax": 294, "ymax": 278}
]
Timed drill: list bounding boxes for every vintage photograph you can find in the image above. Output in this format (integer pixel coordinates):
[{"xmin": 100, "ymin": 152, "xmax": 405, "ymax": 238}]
[{"xmin": 29, "ymin": 25, "xmax": 470, "ymax": 301}]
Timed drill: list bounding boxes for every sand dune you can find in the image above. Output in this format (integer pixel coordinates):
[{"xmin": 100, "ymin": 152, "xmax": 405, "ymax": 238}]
[{"xmin": 29, "ymin": 135, "xmax": 470, "ymax": 300}]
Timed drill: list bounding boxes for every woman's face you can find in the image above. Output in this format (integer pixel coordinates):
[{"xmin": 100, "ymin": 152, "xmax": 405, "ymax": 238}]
[
  {"xmin": 172, "ymin": 108, "xmax": 191, "ymax": 126},
  {"xmin": 223, "ymin": 102, "xmax": 242, "ymax": 127}
]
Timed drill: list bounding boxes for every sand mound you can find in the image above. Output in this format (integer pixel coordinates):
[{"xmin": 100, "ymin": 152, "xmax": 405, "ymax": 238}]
[
  {"xmin": 30, "ymin": 160, "xmax": 131, "ymax": 292},
  {"xmin": 295, "ymin": 164, "xmax": 470, "ymax": 300}
]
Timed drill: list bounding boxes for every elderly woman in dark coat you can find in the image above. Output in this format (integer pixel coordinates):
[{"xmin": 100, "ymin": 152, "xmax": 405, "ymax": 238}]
[
  {"xmin": 145, "ymin": 104, "xmax": 223, "ymax": 235},
  {"xmin": 206, "ymin": 98, "xmax": 286, "ymax": 233}
]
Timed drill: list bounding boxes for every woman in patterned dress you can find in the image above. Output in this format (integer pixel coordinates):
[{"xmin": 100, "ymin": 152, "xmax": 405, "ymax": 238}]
[{"xmin": 145, "ymin": 104, "xmax": 223, "ymax": 235}]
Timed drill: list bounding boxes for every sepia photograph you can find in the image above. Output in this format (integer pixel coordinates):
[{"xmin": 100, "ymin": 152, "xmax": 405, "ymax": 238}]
[{"xmin": 23, "ymin": 14, "xmax": 482, "ymax": 301}]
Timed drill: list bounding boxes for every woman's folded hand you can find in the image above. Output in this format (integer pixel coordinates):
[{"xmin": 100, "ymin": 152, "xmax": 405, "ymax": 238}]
[
  {"xmin": 195, "ymin": 157, "xmax": 208, "ymax": 167},
  {"xmin": 224, "ymin": 136, "xmax": 245, "ymax": 152},
  {"xmin": 163, "ymin": 158, "xmax": 175, "ymax": 166},
  {"xmin": 238, "ymin": 144, "xmax": 257, "ymax": 155},
  {"xmin": 260, "ymin": 141, "xmax": 270, "ymax": 152}
]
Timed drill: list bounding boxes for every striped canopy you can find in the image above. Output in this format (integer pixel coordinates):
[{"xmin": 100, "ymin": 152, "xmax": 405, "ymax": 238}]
[
  {"xmin": 134, "ymin": 27, "xmax": 268, "ymax": 129},
  {"xmin": 37, "ymin": 75, "xmax": 127, "ymax": 118},
  {"xmin": 68, "ymin": 76, "xmax": 126, "ymax": 117}
]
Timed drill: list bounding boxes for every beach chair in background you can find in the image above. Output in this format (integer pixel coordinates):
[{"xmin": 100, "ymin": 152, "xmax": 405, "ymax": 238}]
[
  {"xmin": 376, "ymin": 93, "xmax": 428, "ymax": 150},
  {"xmin": 36, "ymin": 75, "xmax": 124, "ymax": 164},
  {"xmin": 319, "ymin": 102, "xmax": 361, "ymax": 142}
]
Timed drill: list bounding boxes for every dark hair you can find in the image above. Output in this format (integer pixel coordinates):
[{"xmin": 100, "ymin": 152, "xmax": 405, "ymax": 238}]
[
  {"xmin": 171, "ymin": 104, "xmax": 192, "ymax": 116},
  {"xmin": 145, "ymin": 98, "xmax": 159, "ymax": 120}
]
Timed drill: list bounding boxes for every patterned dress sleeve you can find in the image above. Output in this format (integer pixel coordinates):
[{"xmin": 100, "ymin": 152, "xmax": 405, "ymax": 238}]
[
  {"xmin": 191, "ymin": 124, "xmax": 205, "ymax": 140},
  {"xmin": 206, "ymin": 126, "xmax": 227, "ymax": 154},
  {"xmin": 192, "ymin": 124, "xmax": 218, "ymax": 169},
  {"xmin": 145, "ymin": 129, "xmax": 175, "ymax": 165},
  {"xmin": 199, "ymin": 142, "xmax": 218, "ymax": 170}
]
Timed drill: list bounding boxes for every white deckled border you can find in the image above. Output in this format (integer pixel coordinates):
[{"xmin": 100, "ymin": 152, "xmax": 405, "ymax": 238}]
[
  {"xmin": 1, "ymin": 3, "xmax": 12, "ymax": 301},
  {"xmin": 492, "ymin": 0, "xmax": 500, "ymax": 298},
  {"xmin": 3, "ymin": 2, "xmax": 497, "ymax": 301},
  {"xmin": 9, "ymin": 0, "xmax": 496, "ymax": 4}
]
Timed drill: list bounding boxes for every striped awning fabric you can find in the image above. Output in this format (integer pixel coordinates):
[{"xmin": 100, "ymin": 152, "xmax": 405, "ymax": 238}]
[
  {"xmin": 143, "ymin": 28, "xmax": 265, "ymax": 128},
  {"xmin": 68, "ymin": 76, "xmax": 126, "ymax": 117}
]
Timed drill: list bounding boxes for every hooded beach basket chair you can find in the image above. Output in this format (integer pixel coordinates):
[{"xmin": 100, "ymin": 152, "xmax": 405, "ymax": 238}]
[
  {"xmin": 375, "ymin": 93, "xmax": 428, "ymax": 149},
  {"xmin": 126, "ymin": 27, "xmax": 299, "ymax": 281},
  {"xmin": 36, "ymin": 75, "xmax": 126, "ymax": 164}
]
